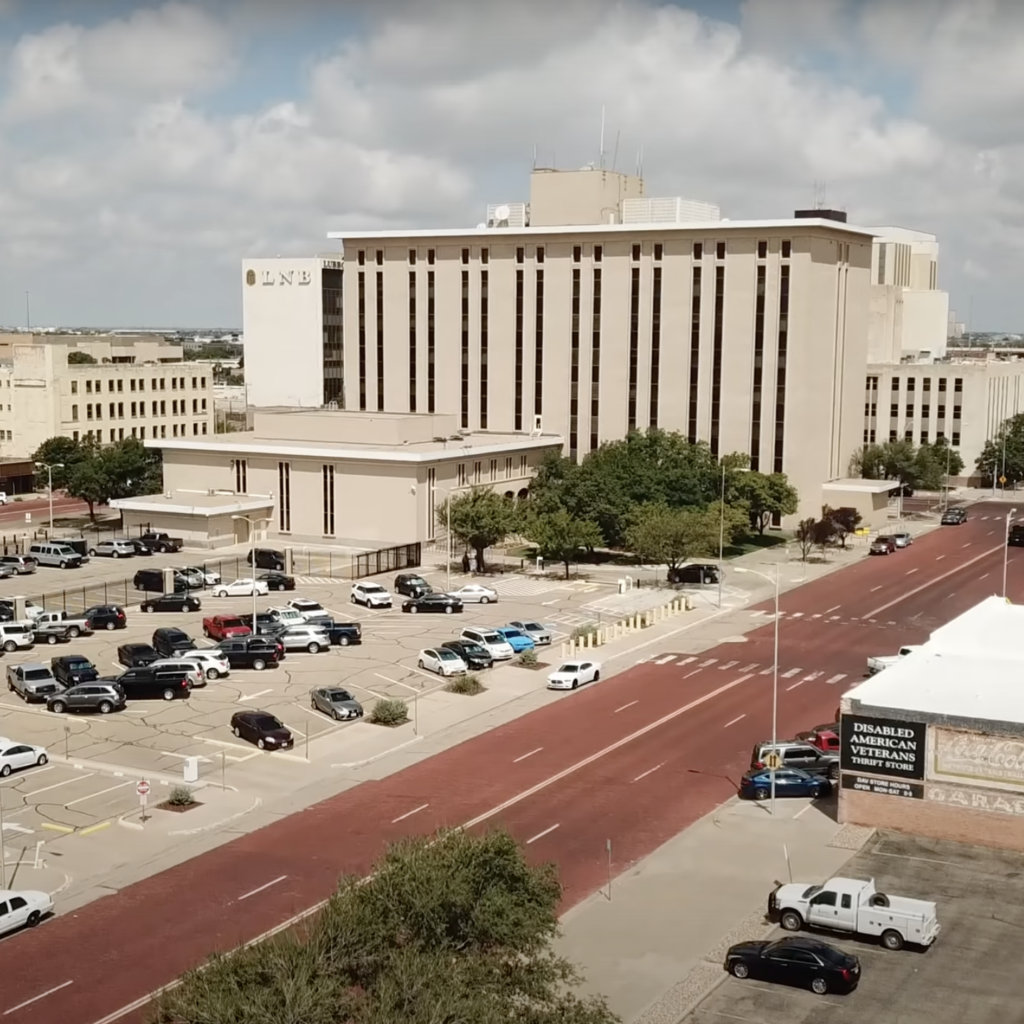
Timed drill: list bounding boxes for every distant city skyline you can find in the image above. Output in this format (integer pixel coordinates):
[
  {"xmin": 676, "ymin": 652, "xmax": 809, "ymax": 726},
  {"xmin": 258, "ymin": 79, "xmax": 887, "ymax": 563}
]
[{"xmin": 0, "ymin": 0, "xmax": 1022, "ymax": 330}]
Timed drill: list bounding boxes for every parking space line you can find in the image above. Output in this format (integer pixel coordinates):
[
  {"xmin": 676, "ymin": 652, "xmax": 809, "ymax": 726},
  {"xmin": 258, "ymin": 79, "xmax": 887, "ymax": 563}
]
[
  {"xmin": 375, "ymin": 672, "xmax": 420, "ymax": 692},
  {"xmin": 525, "ymin": 823, "xmax": 560, "ymax": 844},
  {"xmin": 345, "ymin": 682, "xmax": 387, "ymax": 700},
  {"xmin": 237, "ymin": 875, "xmax": 287, "ymax": 902},
  {"xmin": 239, "ymin": 689, "xmax": 273, "ymax": 702},
  {"xmin": 65, "ymin": 781, "xmax": 134, "ymax": 807},
  {"xmin": 27, "ymin": 774, "xmax": 94, "ymax": 797},
  {"xmin": 654, "ymin": 655, "xmax": 675, "ymax": 665},
  {"xmin": 724, "ymin": 715, "xmax": 745, "ymax": 728}
]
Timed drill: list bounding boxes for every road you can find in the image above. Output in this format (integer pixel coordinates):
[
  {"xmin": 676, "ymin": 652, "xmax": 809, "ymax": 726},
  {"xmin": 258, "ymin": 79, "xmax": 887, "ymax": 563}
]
[
  {"xmin": 0, "ymin": 501, "xmax": 1016, "ymax": 1023},
  {"xmin": 0, "ymin": 496, "xmax": 91, "ymax": 529}
]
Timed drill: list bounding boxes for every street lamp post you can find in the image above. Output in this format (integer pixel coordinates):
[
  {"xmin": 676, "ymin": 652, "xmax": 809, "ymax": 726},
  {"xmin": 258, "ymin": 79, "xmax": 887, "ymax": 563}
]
[
  {"xmin": 231, "ymin": 515, "xmax": 272, "ymax": 627},
  {"xmin": 718, "ymin": 462, "xmax": 726, "ymax": 609},
  {"xmin": 433, "ymin": 485, "xmax": 454, "ymax": 593},
  {"xmin": 735, "ymin": 564, "xmax": 781, "ymax": 816},
  {"xmin": 1004, "ymin": 508, "xmax": 1017, "ymax": 599},
  {"xmin": 0, "ymin": 777, "xmax": 6, "ymax": 888},
  {"xmin": 35, "ymin": 461, "xmax": 64, "ymax": 532}
]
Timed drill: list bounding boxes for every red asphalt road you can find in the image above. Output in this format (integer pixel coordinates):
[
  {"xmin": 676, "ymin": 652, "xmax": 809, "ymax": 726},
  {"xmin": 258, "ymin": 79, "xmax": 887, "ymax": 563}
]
[
  {"xmin": 0, "ymin": 501, "xmax": 1018, "ymax": 1023},
  {"xmin": 0, "ymin": 496, "xmax": 91, "ymax": 526}
]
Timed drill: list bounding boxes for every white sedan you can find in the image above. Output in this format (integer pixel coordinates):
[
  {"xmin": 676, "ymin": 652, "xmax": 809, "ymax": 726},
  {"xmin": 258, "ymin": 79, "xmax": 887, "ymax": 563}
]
[
  {"xmin": 182, "ymin": 565, "xmax": 222, "ymax": 586},
  {"xmin": 447, "ymin": 584, "xmax": 499, "ymax": 604},
  {"xmin": 177, "ymin": 649, "xmax": 231, "ymax": 681},
  {"xmin": 0, "ymin": 889, "xmax": 54, "ymax": 936},
  {"xmin": 0, "ymin": 741, "xmax": 48, "ymax": 776},
  {"xmin": 213, "ymin": 578, "xmax": 270, "ymax": 598},
  {"xmin": 547, "ymin": 661, "xmax": 601, "ymax": 690},
  {"xmin": 418, "ymin": 647, "xmax": 468, "ymax": 677}
]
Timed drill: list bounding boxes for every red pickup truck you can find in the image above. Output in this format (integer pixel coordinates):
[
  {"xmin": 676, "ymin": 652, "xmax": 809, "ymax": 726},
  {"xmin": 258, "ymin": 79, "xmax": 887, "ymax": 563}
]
[
  {"xmin": 796, "ymin": 722, "xmax": 839, "ymax": 752},
  {"xmin": 202, "ymin": 615, "xmax": 252, "ymax": 641}
]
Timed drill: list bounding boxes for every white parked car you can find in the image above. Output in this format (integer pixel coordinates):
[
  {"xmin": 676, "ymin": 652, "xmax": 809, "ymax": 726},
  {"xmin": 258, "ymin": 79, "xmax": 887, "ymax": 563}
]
[
  {"xmin": 446, "ymin": 584, "xmax": 498, "ymax": 604},
  {"xmin": 176, "ymin": 649, "xmax": 231, "ymax": 681},
  {"xmin": 182, "ymin": 565, "xmax": 222, "ymax": 586},
  {"xmin": 418, "ymin": 647, "xmax": 468, "ymax": 676},
  {"xmin": 0, "ymin": 740, "xmax": 48, "ymax": 776},
  {"xmin": 459, "ymin": 627, "xmax": 514, "ymax": 660},
  {"xmin": 286, "ymin": 598, "xmax": 329, "ymax": 620},
  {"xmin": 547, "ymin": 661, "xmax": 601, "ymax": 690},
  {"xmin": 268, "ymin": 607, "xmax": 306, "ymax": 628},
  {"xmin": 278, "ymin": 625, "xmax": 331, "ymax": 653},
  {"xmin": 351, "ymin": 582, "xmax": 393, "ymax": 608},
  {"xmin": 213, "ymin": 578, "xmax": 269, "ymax": 598},
  {"xmin": 0, "ymin": 888, "xmax": 53, "ymax": 936},
  {"xmin": 21, "ymin": 601, "xmax": 44, "ymax": 622}
]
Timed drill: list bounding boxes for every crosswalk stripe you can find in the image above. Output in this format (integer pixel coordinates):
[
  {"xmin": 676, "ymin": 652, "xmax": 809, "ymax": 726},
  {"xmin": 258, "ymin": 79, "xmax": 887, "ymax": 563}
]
[
  {"xmin": 739, "ymin": 663, "xmax": 759, "ymax": 672},
  {"xmin": 699, "ymin": 658, "xmax": 717, "ymax": 668},
  {"xmin": 759, "ymin": 667, "xmax": 774, "ymax": 676},
  {"xmin": 677, "ymin": 656, "xmax": 697, "ymax": 666},
  {"xmin": 802, "ymin": 671, "xmax": 823, "ymax": 681},
  {"xmin": 719, "ymin": 660, "xmax": 739, "ymax": 670},
  {"xmin": 654, "ymin": 655, "xmax": 676, "ymax": 665},
  {"xmin": 790, "ymin": 611, "xmax": 804, "ymax": 618},
  {"xmin": 826, "ymin": 673, "xmax": 848, "ymax": 685},
  {"xmin": 781, "ymin": 668, "xmax": 801, "ymax": 678}
]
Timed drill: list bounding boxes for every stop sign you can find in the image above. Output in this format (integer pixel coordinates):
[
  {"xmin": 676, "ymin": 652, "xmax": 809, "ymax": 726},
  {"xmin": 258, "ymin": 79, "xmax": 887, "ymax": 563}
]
[{"xmin": 136, "ymin": 780, "xmax": 151, "ymax": 798}]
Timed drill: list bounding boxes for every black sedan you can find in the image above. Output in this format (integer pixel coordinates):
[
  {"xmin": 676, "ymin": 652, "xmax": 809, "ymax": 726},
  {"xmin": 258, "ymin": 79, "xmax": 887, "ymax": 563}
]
[
  {"xmin": 117, "ymin": 643, "xmax": 160, "ymax": 669},
  {"xmin": 139, "ymin": 592, "xmax": 202, "ymax": 613},
  {"xmin": 402, "ymin": 593, "xmax": 463, "ymax": 614},
  {"xmin": 230, "ymin": 710, "xmax": 294, "ymax": 751},
  {"xmin": 441, "ymin": 639, "xmax": 493, "ymax": 670},
  {"xmin": 257, "ymin": 571, "xmax": 296, "ymax": 592},
  {"xmin": 126, "ymin": 539, "xmax": 154, "ymax": 556},
  {"xmin": 84, "ymin": 605, "xmax": 127, "ymax": 631},
  {"xmin": 724, "ymin": 936, "xmax": 859, "ymax": 996},
  {"xmin": 941, "ymin": 507, "xmax": 968, "ymax": 525}
]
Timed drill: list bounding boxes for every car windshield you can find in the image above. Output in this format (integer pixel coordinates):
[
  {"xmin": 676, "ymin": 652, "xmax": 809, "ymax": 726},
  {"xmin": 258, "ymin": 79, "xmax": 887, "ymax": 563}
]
[
  {"xmin": 297, "ymin": 602, "xmax": 322, "ymax": 610},
  {"xmin": 462, "ymin": 643, "xmax": 485, "ymax": 655},
  {"xmin": 522, "ymin": 622, "xmax": 543, "ymax": 631},
  {"xmin": 481, "ymin": 633, "xmax": 503, "ymax": 644},
  {"xmin": 67, "ymin": 659, "xmax": 92, "ymax": 669},
  {"xmin": 221, "ymin": 619, "xmax": 245, "ymax": 629},
  {"xmin": 502, "ymin": 629, "xmax": 524, "ymax": 638},
  {"xmin": 25, "ymin": 669, "xmax": 51, "ymax": 680},
  {"xmin": 560, "ymin": 663, "xmax": 582, "ymax": 672},
  {"xmin": 253, "ymin": 716, "xmax": 282, "ymax": 731},
  {"xmin": 328, "ymin": 690, "xmax": 353, "ymax": 702},
  {"xmin": 801, "ymin": 884, "xmax": 823, "ymax": 899},
  {"xmin": 438, "ymin": 650, "xmax": 458, "ymax": 660},
  {"xmin": 361, "ymin": 585, "xmax": 385, "ymax": 593}
]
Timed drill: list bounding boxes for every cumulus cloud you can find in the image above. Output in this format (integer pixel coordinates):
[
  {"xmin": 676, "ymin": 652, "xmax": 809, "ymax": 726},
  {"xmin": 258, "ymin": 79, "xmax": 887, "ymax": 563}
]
[{"xmin": 0, "ymin": 0, "xmax": 1021, "ymax": 328}]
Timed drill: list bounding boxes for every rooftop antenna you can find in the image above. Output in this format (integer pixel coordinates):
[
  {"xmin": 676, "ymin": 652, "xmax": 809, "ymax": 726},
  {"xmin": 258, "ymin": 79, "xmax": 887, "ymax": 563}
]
[
  {"xmin": 638, "ymin": 144, "xmax": 644, "ymax": 179},
  {"xmin": 533, "ymin": 142, "xmax": 537, "ymax": 170},
  {"xmin": 611, "ymin": 129, "xmax": 621, "ymax": 173},
  {"xmin": 600, "ymin": 105, "xmax": 606, "ymax": 170}
]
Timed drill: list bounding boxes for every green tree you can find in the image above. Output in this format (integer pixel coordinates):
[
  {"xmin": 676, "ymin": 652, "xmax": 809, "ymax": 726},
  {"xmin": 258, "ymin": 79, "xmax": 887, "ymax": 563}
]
[
  {"xmin": 100, "ymin": 437, "xmax": 162, "ymax": 498},
  {"xmin": 65, "ymin": 457, "xmax": 109, "ymax": 520},
  {"xmin": 67, "ymin": 350, "xmax": 97, "ymax": 364},
  {"xmin": 154, "ymin": 828, "xmax": 618, "ymax": 1024},
  {"xmin": 30, "ymin": 436, "xmax": 87, "ymax": 490},
  {"xmin": 437, "ymin": 486, "xmax": 518, "ymax": 573},
  {"xmin": 794, "ymin": 517, "xmax": 817, "ymax": 562},
  {"xmin": 735, "ymin": 471, "xmax": 799, "ymax": 534},
  {"xmin": 522, "ymin": 508, "xmax": 604, "ymax": 579},
  {"xmin": 976, "ymin": 414, "xmax": 1024, "ymax": 486},
  {"xmin": 822, "ymin": 505, "xmax": 861, "ymax": 549}
]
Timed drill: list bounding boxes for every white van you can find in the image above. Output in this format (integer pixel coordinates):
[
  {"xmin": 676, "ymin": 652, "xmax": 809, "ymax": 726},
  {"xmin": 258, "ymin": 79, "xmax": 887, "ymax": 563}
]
[{"xmin": 27, "ymin": 543, "xmax": 83, "ymax": 569}]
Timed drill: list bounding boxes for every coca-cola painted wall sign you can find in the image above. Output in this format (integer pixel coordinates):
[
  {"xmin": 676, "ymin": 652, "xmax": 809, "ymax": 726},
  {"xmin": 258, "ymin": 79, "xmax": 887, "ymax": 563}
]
[{"xmin": 933, "ymin": 729, "xmax": 1024, "ymax": 789}]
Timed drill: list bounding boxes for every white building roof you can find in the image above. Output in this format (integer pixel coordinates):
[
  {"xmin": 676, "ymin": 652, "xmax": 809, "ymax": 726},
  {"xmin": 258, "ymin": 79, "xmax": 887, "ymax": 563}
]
[
  {"xmin": 328, "ymin": 217, "xmax": 878, "ymax": 242},
  {"xmin": 822, "ymin": 478, "xmax": 899, "ymax": 494},
  {"xmin": 845, "ymin": 596, "xmax": 1024, "ymax": 723},
  {"xmin": 110, "ymin": 493, "xmax": 274, "ymax": 518}
]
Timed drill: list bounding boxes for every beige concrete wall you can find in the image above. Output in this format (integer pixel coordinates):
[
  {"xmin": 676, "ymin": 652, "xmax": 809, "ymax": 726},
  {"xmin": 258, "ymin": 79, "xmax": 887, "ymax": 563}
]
[
  {"xmin": 529, "ymin": 169, "xmax": 644, "ymax": 227},
  {"xmin": 253, "ymin": 409, "xmax": 460, "ymax": 445}
]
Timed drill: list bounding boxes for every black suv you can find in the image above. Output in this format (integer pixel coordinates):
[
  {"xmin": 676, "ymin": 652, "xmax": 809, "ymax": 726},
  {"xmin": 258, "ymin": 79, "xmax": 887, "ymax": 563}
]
[
  {"xmin": 51, "ymin": 655, "xmax": 99, "ymax": 687},
  {"xmin": 750, "ymin": 741, "xmax": 840, "ymax": 780},
  {"xmin": 118, "ymin": 643, "xmax": 159, "ymax": 668},
  {"xmin": 153, "ymin": 628, "xmax": 197, "ymax": 658},
  {"xmin": 247, "ymin": 548, "xmax": 286, "ymax": 571},
  {"xmin": 84, "ymin": 605, "xmax": 127, "ymax": 631},
  {"xmin": 395, "ymin": 573, "xmax": 431, "ymax": 597},
  {"xmin": 217, "ymin": 636, "xmax": 283, "ymax": 671},
  {"xmin": 1009, "ymin": 525, "xmax": 1024, "ymax": 547},
  {"xmin": 668, "ymin": 563, "xmax": 720, "ymax": 585},
  {"xmin": 113, "ymin": 665, "xmax": 192, "ymax": 701},
  {"xmin": 941, "ymin": 507, "xmax": 968, "ymax": 525},
  {"xmin": 133, "ymin": 569, "xmax": 195, "ymax": 593},
  {"xmin": 441, "ymin": 639, "xmax": 493, "ymax": 670}
]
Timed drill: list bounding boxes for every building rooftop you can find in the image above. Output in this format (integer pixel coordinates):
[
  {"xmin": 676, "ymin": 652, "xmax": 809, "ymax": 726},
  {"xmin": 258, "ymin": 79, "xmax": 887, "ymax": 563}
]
[
  {"xmin": 845, "ymin": 597, "xmax": 1024, "ymax": 724},
  {"xmin": 109, "ymin": 492, "xmax": 273, "ymax": 518},
  {"xmin": 328, "ymin": 217, "xmax": 877, "ymax": 242},
  {"xmin": 822, "ymin": 478, "xmax": 899, "ymax": 494}
]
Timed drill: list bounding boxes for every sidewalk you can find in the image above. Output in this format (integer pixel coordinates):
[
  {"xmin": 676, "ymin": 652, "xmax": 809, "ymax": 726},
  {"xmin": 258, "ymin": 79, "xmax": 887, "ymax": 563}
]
[{"xmin": 556, "ymin": 799, "xmax": 874, "ymax": 1024}]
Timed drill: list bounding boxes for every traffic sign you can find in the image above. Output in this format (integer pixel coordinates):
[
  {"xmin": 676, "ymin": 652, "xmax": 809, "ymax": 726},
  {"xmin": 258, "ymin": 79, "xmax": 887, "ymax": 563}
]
[
  {"xmin": 764, "ymin": 753, "xmax": 783, "ymax": 770},
  {"xmin": 1000, "ymin": 475, "xmax": 1008, "ymax": 485},
  {"xmin": 136, "ymin": 780, "xmax": 151, "ymax": 798}
]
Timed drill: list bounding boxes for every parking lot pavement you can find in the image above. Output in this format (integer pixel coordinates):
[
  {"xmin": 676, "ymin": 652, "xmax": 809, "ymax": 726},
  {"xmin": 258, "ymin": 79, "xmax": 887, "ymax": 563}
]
[{"xmin": 684, "ymin": 830, "xmax": 1024, "ymax": 1024}]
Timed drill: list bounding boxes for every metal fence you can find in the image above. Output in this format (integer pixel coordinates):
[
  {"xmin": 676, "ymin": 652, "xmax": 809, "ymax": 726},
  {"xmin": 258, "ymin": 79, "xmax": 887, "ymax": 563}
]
[{"xmin": 351, "ymin": 542, "xmax": 422, "ymax": 580}]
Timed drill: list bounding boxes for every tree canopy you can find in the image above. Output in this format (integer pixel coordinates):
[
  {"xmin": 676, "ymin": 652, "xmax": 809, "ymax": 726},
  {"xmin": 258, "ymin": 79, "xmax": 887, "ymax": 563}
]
[
  {"xmin": 850, "ymin": 438, "xmax": 964, "ymax": 490},
  {"xmin": 521, "ymin": 507, "xmax": 604, "ymax": 579},
  {"xmin": 438, "ymin": 486, "xmax": 519, "ymax": 572},
  {"xmin": 67, "ymin": 350, "xmax": 97, "ymax": 364},
  {"xmin": 153, "ymin": 828, "xmax": 619, "ymax": 1024},
  {"xmin": 976, "ymin": 413, "xmax": 1024, "ymax": 487}
]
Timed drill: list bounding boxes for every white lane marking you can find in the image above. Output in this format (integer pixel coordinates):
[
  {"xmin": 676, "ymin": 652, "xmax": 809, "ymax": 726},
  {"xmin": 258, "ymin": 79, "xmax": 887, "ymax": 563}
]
[
  {"xmin": 828, "ymin": 616, "xmax": 841, "ymax": 621},
  {"xmin": 237, "ymin": 875, "xmax": 287, "ymax": 902},
  {"xmin": 979, "ymin": 573, "xmax": 990, "ymax": 581},
  {"xmin": 810, "ymin": 613, "xmax": 822, "ymax": 619},
  {"xmin": 26, "ymin": 774, "xmax": 94, "ymax": 797},
  {"xmin": 865, "ymin": 542, "xmax": 1004, "ymax": 619},
  {"xmin": 699, "ymin": 658, "xmax": 717, "ymax": 667},
  {"xmin": 786, "ymin": 680, "xmax": 805, "ymax": 690},
  {"xmin": 65, "ymin": 781, "xmax": 135, "ymax": 808},
  {"xmin": 789, "ymin": 611, "xmax": 804, "ymax": 618},
  {"xmin": 541, "ymin": 598, "xmax": 559, "ymax": 606},
  {"xmin": 632, "ymin": 762, "xmax": 665, "ymax": 782},
  {"xmin": 825, "ymin": 673, "xmax": 848, "ymax": 685},
  {"xmin": 238, "ymin": 689, "xmax": 272, "ymax": 702},
  {"xmin": 825, "ymin": 605, "xmax": 840, "ymax": 613},
  {"xmin": 1, "ymin": 823, "xmax": 33, "ymax": 834},
  {"xmin": 794, "ymin": 803, "xmax": 814, "ymax": 820},
  {"xmin": 802, "ymin": 671, "xmax": 823, "ymax": 681},
  {"xmin": 654, "ymin": 655, "xmax": 675, "ymax": 665},
  {"xmin": 683, "ymin": 668, "xmax": 702, "ymax": 678},
  {"xmin": 525, "ymin": 823, "xmax": 560, "ymax": 845},
  {"xmin": 936, "ymin": 555, "xmax": 945, "ymax": 560},
  {"xmin": 724, "ymin": 714, "xmax": 746, "ymax": 728},
  {"xmin": 375, "ymin": 672, "xmax": 420, "ymax": 692},
  {"xmin": 391, "ymin": 803, "xmax": 429, "ymax": 824},
  {"xmin": 84, "ymin": 672, "xmax": 757, "ymax": 1024},
  {"xmin": 513, "ymin": 747, "xmax": 543, "ymax": 763},
  {"xmin": 3, "ymin": 981, "xmax": 74, "ymax": 1016},
  {"xmin": 905, "ymin": 568, "xmax": 918, "ymax": 575},
  {"xmin": 677, "ymin": 656, "xmax": 697, "ymax": 666},
  {"xmin": 719, "ymin": 660, "xmax": 739, "ymax": 670},
  {"xmin": 780, "ymin": 668, "xmax": 800, "ymax": 678},
  {"xmin": 963, "ymin": 542, "xmax": 972, "ymax": 548},
  {"xmin": 759, "ymin": 667, "xmax": 773, "ymax": 675},
  {"xmin": 614, "ymin": 700, "xmax": 639, "ymax": 713},
  {"xmin": 739, "ymin": 663, "xmax": 759, "ymax": 672},
  {"xmin": 870, "ymin": 585, "xmax": 883, "ymax": 592}
]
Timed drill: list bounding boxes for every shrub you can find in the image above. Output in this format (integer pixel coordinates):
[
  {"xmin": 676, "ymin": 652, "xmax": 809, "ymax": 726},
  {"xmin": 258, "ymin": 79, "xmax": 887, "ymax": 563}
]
[
  {"xmin": 167, "ymin": 785, "xmax": 196, "ymax": 807},
  {"xmin": 572, "ymin": 622, "xmax": 598, "ymax": 641},
  {"xmin": 516, "ymin": 649, "xmax": 539, "ymax": 667},
  {"xmin": 369, "ymin": 697, "xmax": 409, "ymax": 726},
  {"xmin": 445, "ymin": 673, "xmax": 485, "ymax": 695}
]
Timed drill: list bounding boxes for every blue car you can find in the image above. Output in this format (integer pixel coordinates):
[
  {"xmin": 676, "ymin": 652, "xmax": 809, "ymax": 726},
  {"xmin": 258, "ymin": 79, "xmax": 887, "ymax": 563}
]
[
  {"xmin": 739, "ymin": 768, "xmax": 831, "ymax": 802},
  {"xmin": 493, "ymin": 626, "xmax": 535, "ymax": 653}
]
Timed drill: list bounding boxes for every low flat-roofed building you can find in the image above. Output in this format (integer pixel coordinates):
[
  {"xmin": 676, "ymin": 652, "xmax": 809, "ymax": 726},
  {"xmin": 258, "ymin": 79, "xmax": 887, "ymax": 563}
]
[
  {"xmin": 821, "ymin": 477, "xmax": 899, "ymax": 528},
  {"xmin": 839, "ymin": 596, "xmax": 1024, "ymax": 851},
  {"xmin": 113, "ymin": 408, "xmax": 563, "ymax": 548}
]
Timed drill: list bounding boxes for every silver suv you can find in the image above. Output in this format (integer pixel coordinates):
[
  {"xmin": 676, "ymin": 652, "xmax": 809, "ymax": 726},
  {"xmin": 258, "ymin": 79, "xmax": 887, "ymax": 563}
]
[
  {"xmin": 88, "ymin": 540, "xmax": 135, "ymax": 558},
  {"xmin": 278, "ymin": 625, "xmax": 330, "ymax": 653},
  {"xmin": 47, "ymin": 683, "xmax": 125, "ymax": 715},
  {"xmin": 7, "ymin": 663, "xmax": 62, "ymax": 703}
]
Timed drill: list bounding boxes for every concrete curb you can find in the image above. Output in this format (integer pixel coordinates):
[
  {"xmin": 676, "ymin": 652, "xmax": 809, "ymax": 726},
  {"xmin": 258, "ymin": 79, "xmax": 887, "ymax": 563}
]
[{"xmin": 117, "ymin": 815, "xmax": 144, "ymax": 831}]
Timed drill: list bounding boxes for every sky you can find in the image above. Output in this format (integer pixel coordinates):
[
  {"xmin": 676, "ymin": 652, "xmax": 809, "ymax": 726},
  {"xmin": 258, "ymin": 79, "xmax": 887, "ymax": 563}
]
[{"xmin": 0, "ymin": 0, "xmax": 1021, "ymax": 330}]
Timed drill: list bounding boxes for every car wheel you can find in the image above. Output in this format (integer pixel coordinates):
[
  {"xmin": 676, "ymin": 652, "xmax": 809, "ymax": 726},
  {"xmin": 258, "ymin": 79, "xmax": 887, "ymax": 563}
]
[
  {"xmin": 26, "ymin": 910, "xmax": 41, "ymax": 927},
  {"xmin": 418, "ymin": 660, "xmax": 426, "ymax": 669},
  {"xmin": 99, "ymin": 701, "xmax": 113, "ymax": 714},
  {"xmin": 571, "ymin": 679, "xmax": 579, "ymax": 689},
  {"xmin": 253, "ymin": 658, "xmax": 266, "ymax": 671},
  {"xmin": 36, "ymin": 753, "xmax": 47, "ymax": 766},
  {"xmin": 159, "ymin": 545, "xmax": 169, "ymax": 553},
  {"xmin": 162, "ymin": 688, "xmax": 177, "ymax": 701},
  {"xmin": 480, "ymin": 596, "xmax": 490, "ymax": 604},
  {"xmin": 233, "ymin": 726, "xmax": 241, "ymax": 737},
  {"xmin": 780, "ymin": 910, "xmax": 803, "ymax": 931},
  {"xmin": 445, "ymin": 606, "xmax": 453, "ymax": 614},
  {"xmin": 142, "ymin": 604, "xmax": 153, "ymax": 613},
  {"xmin": 333, "ymin": 709, "xmax": 341, "ymax": 721},
  {"xmin": 68, "ymin": 626, "xmax": 80, "ymax": 638},
  {"xmin": 730, "ymin": 961, "xmax": 749, "ymax": 980},
  {"xmin": 257, "ymin": 738, "xmax": 266, "ymax": 750},
  {"xmin": 810, "ymin": 977, "xmax": 828, "ymax": 996},
  {"xmin": 59, "ymin": 560, "xmax": 67, "ymax": 568},
  {"xmin": 50, "ymin": 700, "xmax": 66, "ymax": 713},
  {"xmin": 409, "ymin": 605, "xmax": 418, "ymax": 613},
  {"xmin": 3, "ymin": 641, "xmax": 15, "ymax": 652},
  {"xmin": 206, "ymin": 668, "xmax": 219, "ymax": 681},
  {"xmin": 593, "ymin": 671, "xmax": 600, "ymax": 681},
  {"xmin": 112, "ymin": 551, "xmax": 120, "ymax": 558},
  {"xmin": 754, "ymin": 788, "xmax": 769, "ymax": 801},
  {"xmin": 89, "ymin": 549, "xmax": 97, "ymax": 557},
  {"xmin": 307, "ymin": 642, "xmax": 320, "ymax": 654},
  {"xmin": 5, "ymin": 681, "xmax": 11, "ymax": 691},
  {"xmin": 0, "ymin": 765, "xmax": 10, "ymax": 777},
  {"xmin": 881, "ymin": 928, "xmax": 904, "ymax": 951},
  {"xmin": 106, "ymin": 621, "xmax": 116, "ymax": 631},
  {"xmin": 351, "ymin": 595, "xmax": 358, "ymax": 604},
  {"xmin": 216, "ymin": 590, "xmax": 228, "ymax": 598},
  {"xmin": 339, "ymin": 636, "xmax": 350, "ymax": 646},
  {"xmin": 203, "ymin": 626, "xmax": 210, "ymax": 637}
]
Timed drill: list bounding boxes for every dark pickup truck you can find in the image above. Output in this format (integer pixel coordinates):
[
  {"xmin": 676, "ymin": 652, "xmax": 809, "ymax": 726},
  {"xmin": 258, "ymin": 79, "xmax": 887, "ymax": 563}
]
[
  {"xmin": 321, "ymin": 620, "xmax": 362, "ymax": 647},
  {"xmin": 138, "ymin": 532, "xmax": 184, "ymax": 554}
]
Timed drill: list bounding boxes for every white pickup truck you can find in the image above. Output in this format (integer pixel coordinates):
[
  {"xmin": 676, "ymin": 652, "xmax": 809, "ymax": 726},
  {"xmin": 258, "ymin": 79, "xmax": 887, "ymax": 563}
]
[
  {"xmin": 769, "ymin": 876, "xmax": 940, "ymax": 950},
  {"xmin": 866, "ymin": 645, "xmax": 921, "ymax": 676}
]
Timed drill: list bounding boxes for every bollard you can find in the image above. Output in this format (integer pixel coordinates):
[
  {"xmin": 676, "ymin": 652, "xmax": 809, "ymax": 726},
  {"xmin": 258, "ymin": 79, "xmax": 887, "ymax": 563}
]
[{"xmin": 561, "ymin": 641, "xmax": 568, "ymax": 659}]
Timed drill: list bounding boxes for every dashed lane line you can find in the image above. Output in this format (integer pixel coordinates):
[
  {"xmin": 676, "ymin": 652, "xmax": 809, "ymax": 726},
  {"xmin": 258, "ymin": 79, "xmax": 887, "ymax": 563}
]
[{"xmin": 526, "ymin": 823, "xmax": 560, "ymax": 845}]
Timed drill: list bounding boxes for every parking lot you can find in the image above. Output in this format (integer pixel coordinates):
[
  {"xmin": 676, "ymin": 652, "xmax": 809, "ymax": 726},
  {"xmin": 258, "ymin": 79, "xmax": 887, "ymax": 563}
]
[{"xmin": 687, "ymin": 830, "xmax": 1024, "ymax": 1024}]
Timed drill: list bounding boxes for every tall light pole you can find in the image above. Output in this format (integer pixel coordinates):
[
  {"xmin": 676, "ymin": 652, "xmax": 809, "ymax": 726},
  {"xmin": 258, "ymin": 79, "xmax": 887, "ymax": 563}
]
[
  {"xmin": 1004, "ymin": 508, "xmax": 1017, "ymax": 599},
  {"xmin": 0, "ymin": 776, "xmax": 6, "ymax": 888},
  {"xmin": 35, "ymin": 461, "xmax": 64, "ymax": 532},
  {"xmin": 231, "ymin": 515, "xmax": 272, "ymax": 627},
  {"xmin": 433, "ymin": 484, "xmax": 454, "ymax": 593},
  {"xmin": 717, "ymin": 462, "xmax": 747, "ymax": 609},
  {"xmin": 944, "ymin": 444, "xmax": 951, "ymax": 511},
  {"xmin": 736, "ymin": 564, "xmax": 781, "ymax": 816}
]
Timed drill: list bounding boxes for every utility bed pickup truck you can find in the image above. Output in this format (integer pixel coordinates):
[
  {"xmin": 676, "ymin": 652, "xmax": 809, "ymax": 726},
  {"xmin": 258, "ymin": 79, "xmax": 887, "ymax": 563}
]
[
  {"xmin": 866, "ymin": 645, "xmax": 921, "ymax": 676},
  {"xmin": 33, "ymin": 611, "xmax": 93, "ymax": 639},
  {"xmin": 138, "ymin": 532, "xmax": 183, "ymax": 554},
  {"xmin": 769, "ymin": 876, "xmax": 940, "ymax": 950}
]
